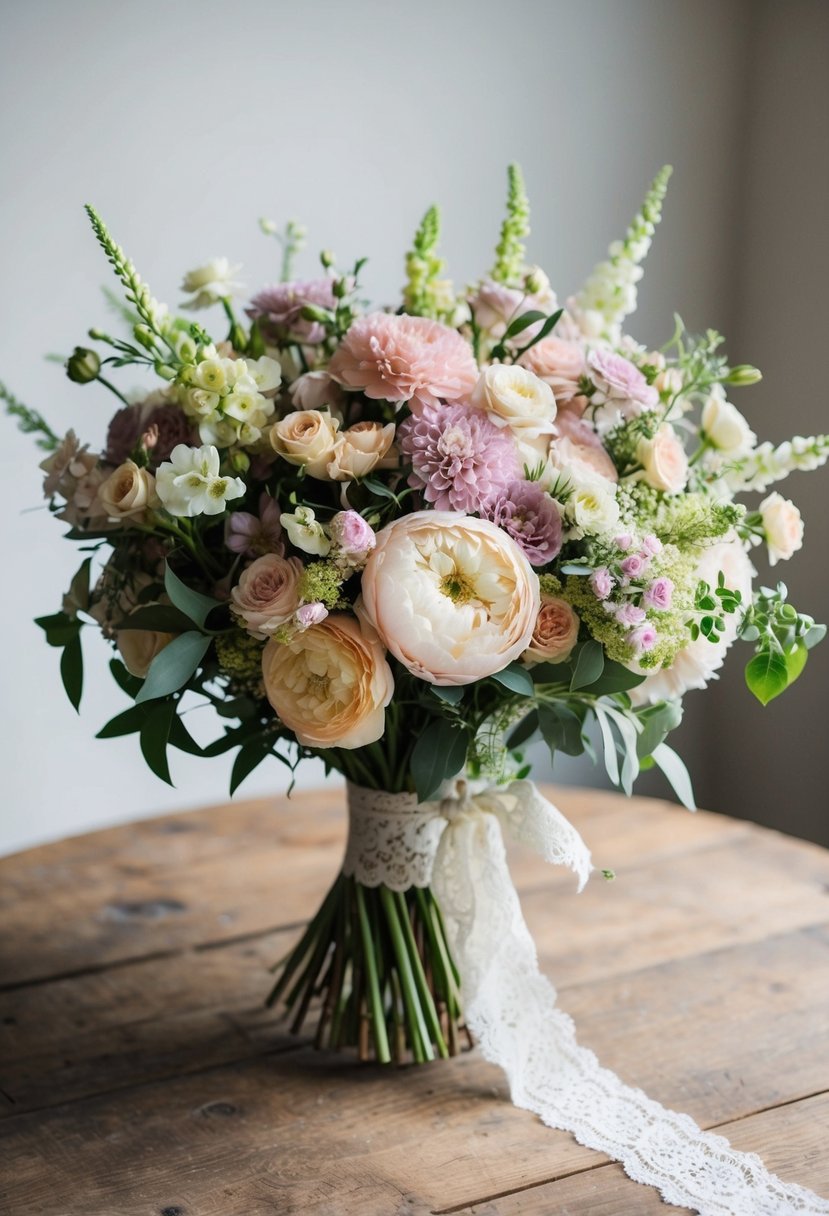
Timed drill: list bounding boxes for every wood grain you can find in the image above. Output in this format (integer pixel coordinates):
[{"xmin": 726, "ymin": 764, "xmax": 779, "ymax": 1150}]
[{"xmin": 0, "ymin": 785, "xmax": 827, "ymax": 1215}]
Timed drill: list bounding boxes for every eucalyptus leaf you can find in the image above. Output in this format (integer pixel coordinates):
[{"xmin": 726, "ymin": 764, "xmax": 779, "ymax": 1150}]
[
  {"xmin": 635, "ymin": 700, "xmax": 683, "ymax": 759},
  {"xmin": 136, "ymin": 632, "xmax": 211, "ymax": 703},
  {"xmin": 164, "ymin": 563, "xmax": 223, "ymax": 629},
  {"xmin": 582, "ymin": 660, "xmax": 646, "ymax": 696},
  {"xmin": 804, "ymin": 624, "xmax": 827, "ymax": 650},
  {"xmin": 594, "ymin": 705, "xmax": 619, "ymax": 786},
  {"xmin": 570, "ymin": 641, "xmax": 605, "ymax": 691},
  {"xmin": 491, "ymin": 663, "xmax": 535, "ymax": 697},
  {"xmin": 431, "ymin": 685, "xmax": 464, "ymax": 706},
  {"xmin": 538, "ymin": 702, "xmax": 584, "ymax": 757}
]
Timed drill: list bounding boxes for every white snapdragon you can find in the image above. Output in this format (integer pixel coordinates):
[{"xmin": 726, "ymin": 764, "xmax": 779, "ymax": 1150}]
[
  {"xmin": 178, "ymin": 349, "xmax": 281, "ymax": 448},
  {"xmin": 281, "ymin": 506, "xmax": 331, "ymax": 556},
  {"xmin": 156, "ymin": 443, "xmax": 245, "ymax": 517},
  {"xmin": 724, "ymin": 433, "xmax": 829, "ymax": 493},
  {"xmin": 180, "ymin": 258, "xmax": 243, "ymax": 309}
]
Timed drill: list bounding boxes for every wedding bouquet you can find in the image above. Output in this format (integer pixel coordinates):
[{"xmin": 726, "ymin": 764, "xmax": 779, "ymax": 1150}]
[{"xmin": 7, "ymin": 165, "xmax": 829, "ymax": 1214}]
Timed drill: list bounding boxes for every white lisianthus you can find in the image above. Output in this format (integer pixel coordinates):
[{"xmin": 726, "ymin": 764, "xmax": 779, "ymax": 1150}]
[
  {"xmin": 470, "ymin": 364, "xmax": 557, "ymax": 438},
  {"xmin": 759, "ymin": 492, "xmax": 804, "ymax": 566},
  {"xmin": 155, "ymin": 444, "xmax": 245, "ymax": 517},
  {"xmin": 701, "ymin": 386, "xmax": 756, "ymax": 455},
  {"xmin": 359, "ymin": 512, "xmax": 539, "ymax": 686},
  {"xmin": 281, "ymin": 506, "xmax": 331, "ymax": 556},
  {"xmin": 565, "ymin": 475, "xmax": 620, "ymax": 539},
  {"xmin": 180, "ymin": 258, "xmax": 243, "ymax": 309}
]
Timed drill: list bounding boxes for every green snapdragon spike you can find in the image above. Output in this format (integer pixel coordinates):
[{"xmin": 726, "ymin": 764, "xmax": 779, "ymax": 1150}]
[
  {"xmin": 403, "ymin": 204, "xmax": 445, "ymax": 318},
  {"xmin": 491, "ymin": 163, "xmax": 530, "ymax": 287}
]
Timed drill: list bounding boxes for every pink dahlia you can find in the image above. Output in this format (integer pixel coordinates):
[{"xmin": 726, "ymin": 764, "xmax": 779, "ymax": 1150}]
[
  {"xmin": 328, "ymin": 313, "xmax": 478, "ymax": 413},
  {"xmin": 483, "ymin": 480, "xmax": 563, "ymax": 566},
  {"xmin": 398, "ymin": 402, "xmax": 517, "ymax": 513},
  {"xmin": 247, "ymin": 278, "xmax": 336, "ymax": 344}
]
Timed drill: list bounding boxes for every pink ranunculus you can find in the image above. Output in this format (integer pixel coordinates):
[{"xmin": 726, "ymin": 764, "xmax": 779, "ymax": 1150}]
[
  {"xmin": 247, "ymin": 279, "xmax": 336, "ymax": 345},
  {"xmin": 552, "ymin": 412, "xmax": 618, "ymax": 483},
  {"xmin": 328, "ymin": 313, "xmax": 478, "ymax": 413},
  {"xmin": 225, "ymin": 494, "xmax": 284, "ymax": 559},
  {"xmin": 589, "ymin": 567, "xmax": 614, "ymax": 600},
  {"xmin": 620, "ymin": 553, "xmax": 648, "ymax": 580},
  {"xmin": 615, "ymin": 602, "xmax": 647, "ymax": 628},
  {"xmin": 630, "ymin": 623, "xmax": 658, "ymax": 654},
  {"xmin": 642, "ymin": 577, "xmax": 674, "ymax": 611},
  {"xmin": 295, "ymin": 601, "xmax": 329, "ymax": 629},
  {"xmin": 519, "ymin": 337, "xmax": 586, "ymax": 402},
  {"xmin": 588, "ymin": 348, "xmax": 658, "ymax": 416},
  {"xmin": 330, "ymin": 510, "xmax": 376, "ymax": 559}
]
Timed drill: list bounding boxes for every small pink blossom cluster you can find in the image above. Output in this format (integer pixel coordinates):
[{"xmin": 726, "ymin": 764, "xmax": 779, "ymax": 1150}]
[{"xmin": 589, "ymin": 534, "xmax": 672, "ymax": 655}]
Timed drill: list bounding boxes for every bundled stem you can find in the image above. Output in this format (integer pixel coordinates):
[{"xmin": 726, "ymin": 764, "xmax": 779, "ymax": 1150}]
[{"xmin": 267, "ymin": 873, "xmax": 467, "ymax": 1064}]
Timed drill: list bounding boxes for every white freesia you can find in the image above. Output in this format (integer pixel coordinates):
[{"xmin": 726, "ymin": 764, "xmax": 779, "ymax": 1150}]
[
  {"xmin": 281, "ymin": 506, "xmax": 331, "ymax": 556},
  {"xmin": 759, "ymin": 492, "xmax": 804, "ymax": 566},
  {"xmin": 701, "ymin": 385, "xmax": 756, "ymax": 455},
  {"xmin": 178, "ymin": 350, "xmax": 278, "ymax": 447},
  {"xmin": 180, "ymin": 258, "xmax": 243, "ymax": 309},
  {"xmin": 471, "ymin": 364, "xmax": 557, "ymax": 438},
  {"xmin": 155, "ymin": 443, "xmax": 245, "ymax": 517}
]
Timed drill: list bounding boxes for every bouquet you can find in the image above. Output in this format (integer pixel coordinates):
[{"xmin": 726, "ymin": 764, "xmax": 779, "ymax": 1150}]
[{"xmin": 7, "ymin": 166, "xmax": 829, "ymax": 1214}]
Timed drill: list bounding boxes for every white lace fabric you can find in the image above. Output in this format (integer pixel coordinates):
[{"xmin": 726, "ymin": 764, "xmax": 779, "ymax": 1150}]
[{"xmin": 345, "ymin": 780, "xmax": 829, "ymax": 1216}]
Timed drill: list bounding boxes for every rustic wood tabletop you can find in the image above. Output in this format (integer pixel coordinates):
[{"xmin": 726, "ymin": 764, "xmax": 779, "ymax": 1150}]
[{"xmin": 1, "ymin": 785, "xmax": 828, "ymax": 1215}]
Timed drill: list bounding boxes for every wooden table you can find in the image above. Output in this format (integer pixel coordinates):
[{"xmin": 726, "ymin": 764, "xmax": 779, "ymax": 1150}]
[{"xmin": 1, "ymin": 786, "xmax": 828, "ymax": 1215}]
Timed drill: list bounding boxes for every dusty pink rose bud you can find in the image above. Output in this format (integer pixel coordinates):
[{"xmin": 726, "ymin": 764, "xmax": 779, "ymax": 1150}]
[
  {"xmin": 630, "ymin": 622, "xmax": 658, "ymax": 653},
  {"xmin": 589, "ymin": 567, "xmax": 613, "ymax": 600},
  {"xmin": 620, "ymin": 553, "xmax": 648, "ymax": 579},
  {"xmin": 615, "ymin": 602, "xmax": 647, "ymax": 628},
  {"xmin": 230, "ymin": 554, "xmax": 303, "ymax": 639},
  {"xmin": 614, "ymin": 533, "xmax": 633, "ymax": 551},
  {"xmin": 295, "ymin": 601, "xmax": 329, "ymax": 629},
  {"xmin": 642, "ymin": 577, "xmax": 674, "ymax": 610},
  {"xmin": 330, "ymin": 510, "xmax": 376, "ymax": 557},
  {"xmin": 523, "ymin": 594, "xmax": 580, "ymax": 666},
  {"xmin": 641, "ymin": 534, "xmax": 663, "ymax": 558}
]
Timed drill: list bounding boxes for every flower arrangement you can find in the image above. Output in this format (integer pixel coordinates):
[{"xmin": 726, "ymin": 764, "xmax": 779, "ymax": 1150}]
[{"xmin": 7, "ymin": 164, "xmax": 829, "ymax": 1213}]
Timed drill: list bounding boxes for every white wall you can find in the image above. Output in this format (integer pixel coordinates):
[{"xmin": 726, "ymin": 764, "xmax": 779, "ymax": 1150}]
[{"xmin": 1, "ymin": 0, "xmax": 824, "ymax": 855}]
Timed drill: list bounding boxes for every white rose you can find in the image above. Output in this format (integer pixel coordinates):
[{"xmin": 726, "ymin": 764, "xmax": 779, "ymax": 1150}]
[
  {"xmin": 701, "ymin": 387, "xmax": 756, "ymax": 455},
  {"xmin": 471, "ymin": 365, "xmax": 557, "ymax": 438},
  {"xmin": 566, "ymin": 478, "xmax": 621, "ymax": 538},
  {"xmin": 99, "ymin": 461, "xmax": 159, "ymax": 520},
  {"xmin": 636, "ymin": 425, "xmax": 689, "ymax": 494},
  {"xmin": 759, "ymin": 492, "xmax": 804, "ymax": 566}
]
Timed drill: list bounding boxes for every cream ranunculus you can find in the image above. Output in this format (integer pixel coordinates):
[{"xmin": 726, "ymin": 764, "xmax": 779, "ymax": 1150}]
[
  {"xmin": 523, "ymin": 595, "xmax": 580, "ymax": 665},
  {"xmin": 262, "ymin": 614, "xmax": 394, "ymax": 748},
  {"xmin": 636, "ymin": 424, "xmax": 689, "ymax": 494},
  {"xmin": 116, "ymin": 628, "xmax": 176, "ymax": 678},
  {"xmin": 230, "ymin": 554, "xmax": 303, "ymax": 638},
  {"xmin": 701, "ymin": 386, "xmax": 756, "ymax": 455},
  {"xmin": 270, "ymin": 409, "xmax": 340, "ymax": 478},
  {"xmin": 327, "ymin": 421, "xmax": 396, "ymax": 481},
  {"xmin": 99, "ymin": 460, "xmax": 159, "ymax": 520},
  {"xmin": 759, "ymin": 492, "xmax": 804, "ymax": 565},
  {"xmin": 359, "ymin": 512, "xmax": 540, "ymax": 686},
  {"xmin": 471, "ymin": 364, "xmax": 557, "ymax": 438}
]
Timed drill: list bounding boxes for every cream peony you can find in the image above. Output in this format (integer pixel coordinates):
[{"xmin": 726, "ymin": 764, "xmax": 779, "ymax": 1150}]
[
  {"xmin": 359, "ymin": 512, "xmax": 539, "ymax": 686},
  {"xmin": 636, "ymin": 425, "xmax": 689, "ymax": 494},
  {"xmin": 471, "ymin": 364, "xmax": 557, "ymax": 438},
  {"xmin": 327, "ymin": 421, "xmax": 396, "ymax": 481},
  {"xmin": 262, "ymin": 614, "xmax": 393, "ymax": 748},
  {"xmin": 270, "ymin": 409, "xmax": 340, "ymax": 478},
  {"xmin": 630, "ymin": 536, "xmax": 753, "ymax": 704},
  {"xmin": 759, "ymin": 492, "xmax": 804, "ymax": 566},
  {"xmin": 524, "ymin": 595, "xmax": 580, "ymax": 665},
  {"xmin": 701, "ymin": 386, "xmax": 755, "ymax": 455},
  {"xmin": 231, "ymin": 554, "xmax": 303, "ymax": 638},
  {"xmin": 116, "ymin": 628, "xmax": 175, "ymax": 678},
  {"xmin": 99, "ymin": 461, "xmax": 159, "ymax": 520}
]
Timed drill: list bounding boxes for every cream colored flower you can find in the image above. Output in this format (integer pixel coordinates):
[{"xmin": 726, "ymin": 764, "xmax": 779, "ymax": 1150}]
[
  {"xmin": 99, "ymin": 461, "xmax": 159, "ymax": 520},
  {"xmin": 523, "ymin": 595, "xmax": 580, "ymax": 665},
  {"xmin": 471, "ymin": 364, "xmax": 557, "ymax": 438},
  {"xmin": 262, "ymin": 614, "xmax": 393, "ymax": 748},
  {"xmin": 565, "ymin": 476, "xmax": 620, "ymax": 539},
  {"xmin": 270, "ymin": 409, "xmax": 340, "ymax": 478},
  {"xmin": 359, "ymin": 512, "xmax": 539, "ymax": 686},
  {"xmin": 760, "ymin": 492, "xmax": 804, "ymax": 565},
  {"xmin": 155, "ymin": 444, "xmax": 245, "ymax": 517},
  {"xmin": 327, "ymin": 421, "xmax": 396, "ymax": 481},
  {"xmin": 636, "ymin": 425, "xmax": 689, "ymax": 494},
  {"xmin": 116, "ymin": 629, "xmax": 176, "ymax": 678},
  {"xmin": 231, "ymin": 555, "xmax": 303, "ymax": 639},
  {"xmin": 701, "ymin": 386, "xmax": 755, "ymax": 455},
  {"xmin": 281, "ymin": 506, "xmax": 331, "ymax": 556},
  {"xmin": 180, "ymin": 258, "xmax": 243, "ymax": 309}
]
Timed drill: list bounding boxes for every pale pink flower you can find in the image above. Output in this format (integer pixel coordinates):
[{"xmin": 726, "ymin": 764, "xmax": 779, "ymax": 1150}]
[
  {"xmin": 247, "ymin": 279, "xmax": 335, "ymax": 344},
  {"xmin": 230, "ymin": 554, "xmax": 303, "ymax": 639},
  {"xmin": 519, "ymin": 337, "xmax": 586, "ymax": 402},
  {"xmin": 330, "ymin": 510, "xmax": 376, "ymax": 559},
  {"xmin": 225, "ymin": 494, "xmax": 284, "ymax": 558},
  {"xmin": 589, "ymin": 567, "xmax": 614, "ymax": 600},
  {"xmin": 523, "ymin": 595, "xmax": 579, "ymax": 665},
  {"xmin": 552, "ymin": 412, "xmax": 618, "ymax": 483},
  {"xmin": 630, "ymin": 623, "xmax": 658, "ymax": 653},
  {"xmin": 399, "ymin": 401, "xmax": 517, "ymax": 513},
  {"xmin": 483, "ymin": 480, "xmax": 562, "ymax": 566},
  {"xmin": 589, "ymin": 348, "xmax": 658, "ymax": 416},
  {"xmin": 614, "ymin": 533, "xmax": 634, "ymax": 552},
  {"xmin": 290, "ymin": 371, "xmax": 344, "ymax": 413},
  {"xmin": 641, "ymin": 534, "xmax": 663, "ymax": 558},
  {"xmin": 615, "ymin": 602, "xmax": 647, "ymax": 628},
  {"xmin": 328, "ymin": 313, "xmax": 478, "ymax": 412},
  {"xmin": 295, "ymin": 602, "xmax": 329, "ymax": 629},
  {"xmin": 620, "ymin": 553, "xmax": 648, "ymax": 579},
  {"xmin": 643, "ymin": 577, "xmax": 674, "ymax": 610},
  {"xmin": 468, "ymin": 277, "xmax": 557, "ymax": 341}
]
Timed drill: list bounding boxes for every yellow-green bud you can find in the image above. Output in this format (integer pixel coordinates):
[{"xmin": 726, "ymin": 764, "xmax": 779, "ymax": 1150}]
[
  {"xmin": 301, "ymin": 303, "xmax": 332, "ymax": 325},
  {"xmin": 154, "ymin": 362, "xmax": 178, "ymax": 381},
  {"xmin": 66, "ymin": 346, "xmax": 100, "ymax": 384},
  {"xmin": 320, "ymin": 250, "xmax": 335, "ymax": 269},
  {"xmin": 133, "ymin": 324, "xmax": 156, "ymax": 352},
  {"xmin": 724, "ymin": 364, "xmax": 762, "ymax": 387},
  {"xmin": 229, "ymin": 450, "xmax": 250, "ymax": 474}
]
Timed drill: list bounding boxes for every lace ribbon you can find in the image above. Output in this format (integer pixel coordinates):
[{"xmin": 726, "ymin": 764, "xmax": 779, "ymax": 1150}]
[{"xmin": 345, "ymin": 779, "xmax": 829, "ymax": 1216}]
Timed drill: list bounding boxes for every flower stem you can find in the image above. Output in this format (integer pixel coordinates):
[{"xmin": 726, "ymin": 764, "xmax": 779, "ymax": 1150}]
[{"xmin": 355, "ymin": 884, "xmax": 391, "ymax": 1063}]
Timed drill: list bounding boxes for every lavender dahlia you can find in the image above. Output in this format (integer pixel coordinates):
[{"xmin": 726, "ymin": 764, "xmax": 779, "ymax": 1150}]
[
  {"xmin": 398, "ymin": 401, "xmax": 517, "ymax": 513},
  {"xmin": 483, "ymin": 479, "xmax": 563, "ymax": 566}
]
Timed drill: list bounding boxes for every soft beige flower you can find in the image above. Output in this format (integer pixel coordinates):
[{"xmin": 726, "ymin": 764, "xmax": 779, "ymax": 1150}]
[
  {"xmin": 760, "ymin": 492, "xmax": 804, "ymax": 565},
  {"xmin": 99, "ymin": 461, "xmax": 159, "ymax": 520},
  {"xmin": 327, "ymin": 421, "xmax": 396, "ymax": 481},
  {"xmin": 519, "ymin": 337, "xmax": 586, "ymax": 402},
  {"xmin": 524, "ymin": 595, "xmax": 580, "ymax": 665},
  {"xmin": 262, "ymin": 614, "xmax": 393, "ymax": 748},
  {"xmin": 359, "ymin": 512, "xmax": 539, "ymax": 686},
  {"xmin": 231, "ymin": 554, "xmax": 303, "ymax": 638},
  {"xmin": 471, "ymin": 364, "xmax": 557, "ymax": 438},
  {"xmin": 270, "ymin": 409, "xmax": 340, "ymax": 478},
  {"xmin": 636, "ymin": 425, "xmax": 688, "ymax": 494},
  {"xmin": 116, "ymin": 628, "xmax": 176, "ymax": 678},
  {"xmin": 701, "ymin": 386, "xmax": 756, "ymax": 455},
  {"xmin": 290, "ymin": 371, "xmax": 344, "ymax": 414},
  {"xmin": 565, "ymin": 476, "xmax": 621, "ymax": 538}
]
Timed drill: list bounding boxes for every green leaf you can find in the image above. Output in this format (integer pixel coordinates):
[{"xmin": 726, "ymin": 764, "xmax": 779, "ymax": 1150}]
[
  {"xmin": 559, "ymin": 563, "xmax": 594, "ymax": 576},
  {"xmin": 570, "ymin": 641, "xmax": 605, "ymax": 691},
  {"xmin": 139, "ymin": 700, "xmax": 176, "ymax": 785},
  {"xmin": 67, "ymin": 557, "xmax": 93, "ymax": 613},
  {"xmin": 804, "ymin": 624, "xmax": 826, "ymax": 650},
  {"xmin": 491, "ymin": 663, "xmax": 535, "ymax": 697},
  {"xmin": 783, "ymin": 640, "xmax": 808, "ymax": 687},
  {"xmin": 513, "ymin": 308, "xmax": 563, "ymax": 357},
  {"xmin": 538, "ymin": 702, "xmax": 584, "ymax": 757},
  {"xmin": 109, "ymin": 657, "xmax": 144, "ymax": 699},
  {"xmin": 602, "ymin": 704, "xmax": 641, "ymax": 796},
  {"xmin": 582, "ymin": 660, "xmax": 646, "ymax": 696},
  {"xmin": 635, "ymin": 700, "xmax": 683, "ymax": 759},
  {"xmin": 60, "ymin": 634, "xmax": 84, "ymax": 711},
  {"xmin": 431, "ymin": 685, "xmax": 464, "ymax": 706},
  {"xmin": 411, "ymin": 721, "xmax": 470, "ymax": 802},
  {"xmin": 118, "ymin": 605, "xmax": 193, "ymax": 632},
  {"xmin": 136, "ymin": 632, "xmax": 212, "ymax": 703},
  {"xmin": 96, "ymin": 704, "xmax": 150, "ymax": 738},
  {"xmin": 651, "ymin": 742, "xmax": 696, "ymax": 810},
  {"xmin": 502, "ymin": 309, "xmax": 547, "ymax": 340},
  {"xmin": 169, "ymin": 714, "xmax": 204, "ymax": 756},
  {"xmin": 595, "ymin": 705, "xmax": 619, "ymax": 786},
  {"xmin": 507, "ymin": 710, "xmax": 539, "ymax": 750},
  {"xmin": 35, "ymin": 611, "xmax": 81, "ymax": 648},
  {"xmin": 360, "ymin": 476, "xmax": 399, "ymax": 503},
  {"xmin": 744, "ymin": 650, "xmax": 789, "ymax": 706},
  {"xmin": 164, "ymin": 563, "xmax": 222, "ymax": 629},
  {"xmin": 230, "ymin": 740, "xmax": 273, "ymax": 795}
]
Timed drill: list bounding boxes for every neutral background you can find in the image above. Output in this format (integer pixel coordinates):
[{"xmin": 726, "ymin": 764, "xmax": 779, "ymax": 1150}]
[{"xmin": 1, "ymin": 0, "xmax": 826, "ymax": 855}]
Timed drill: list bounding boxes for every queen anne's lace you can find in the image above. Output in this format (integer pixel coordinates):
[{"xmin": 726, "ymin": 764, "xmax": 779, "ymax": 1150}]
[{"xmin": 345, "ymin": 780, "xmax": 829, "ymax": 1216}]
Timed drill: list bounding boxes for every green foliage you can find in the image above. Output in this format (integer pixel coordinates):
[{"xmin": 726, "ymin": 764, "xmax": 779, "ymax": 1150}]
[
  {"xmin": 1, "ymin": 380, "xmax": 60, "ymax": 451},
  {"xmin": 411, "ymin": 720, "xmax": 471, "ymax": 802},
  {"xmin": 491, "ymin": 164, "xmax": 530, "ymax": 286},
  {"xmin": 135, "ymin": 632, "xmax": 212, "ymax": 703},
  {"xmin": 569, "ymin": 640, "xmax": 605, "ymax": 691},
  {"xmin": 403, "ymin": 204, "xmax": 449, "ymax": 318},
  {"xmin": 687, "ymin": 571, "xmax": 742, "ymax": 643},
  {"xmin": 740, "ymin": 582, "xmax": 824, "ymax": 705},
  {"xmin": 164, "ymin": 562, "xmax": 223, "ymax": 628},
  {"xmin": 491, "ymin": 663, "xmax": 535, "ymax": 697}
]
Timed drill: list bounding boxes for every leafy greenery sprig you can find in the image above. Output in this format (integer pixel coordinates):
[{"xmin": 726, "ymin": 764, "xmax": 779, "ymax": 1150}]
[
  {"xmin": 687, "ymin": 572, "xmax": 742, "ymax": 643},
  {"xmin": 740, "ymin": 583, "xmax": 826, "ymax": 705},
  {"xmin": 1, "ymin": 380, "xmax": 60, "ymax": 451}
]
